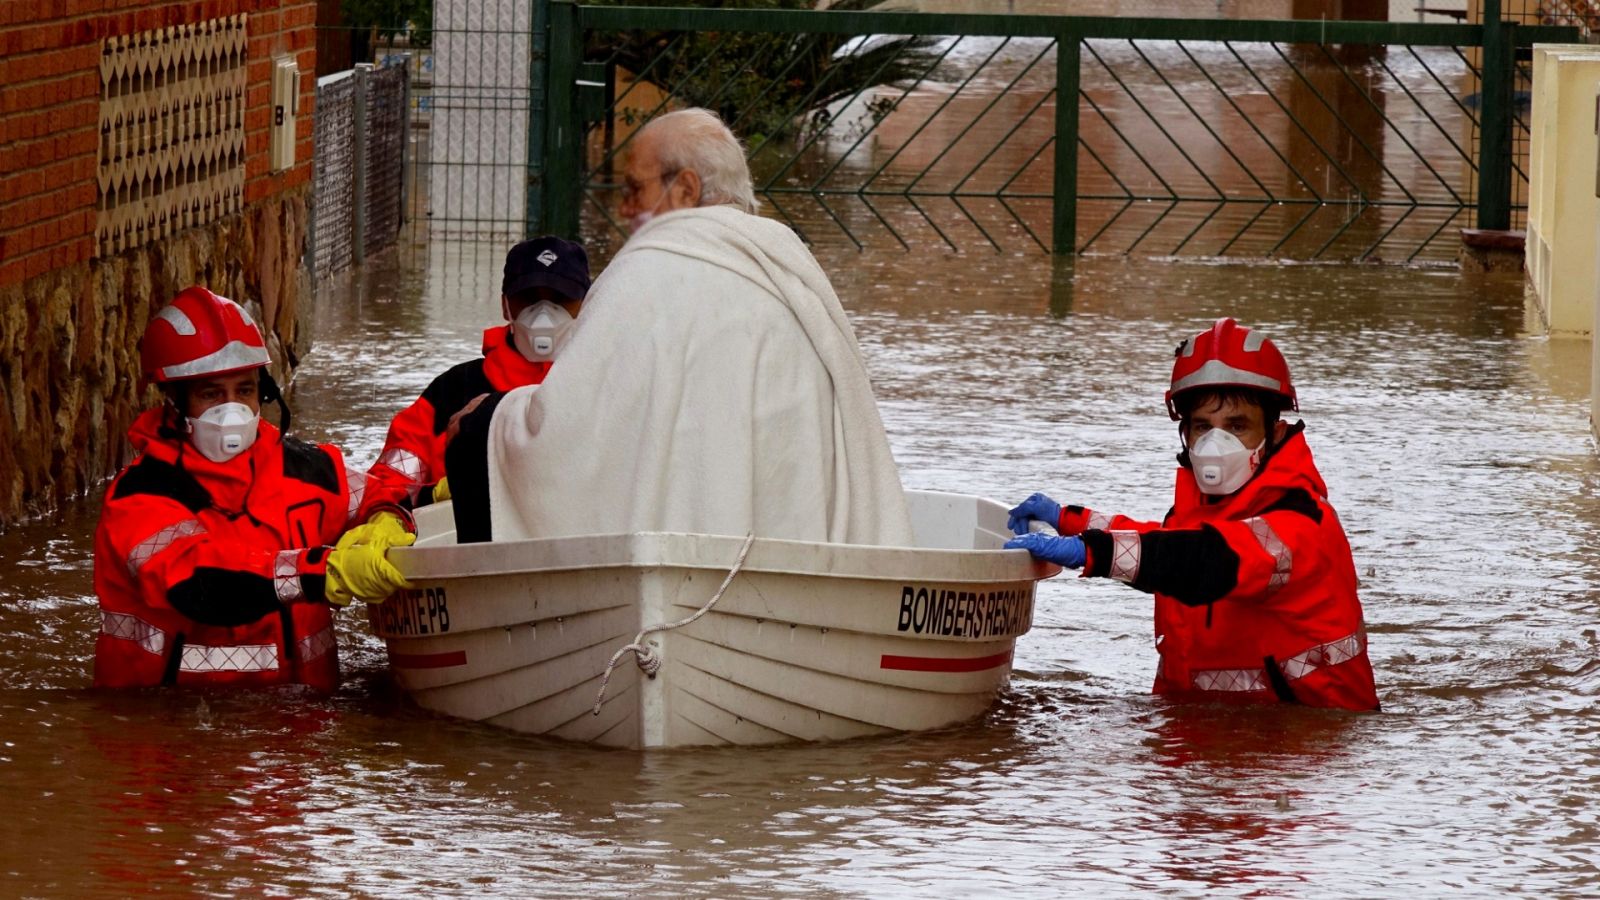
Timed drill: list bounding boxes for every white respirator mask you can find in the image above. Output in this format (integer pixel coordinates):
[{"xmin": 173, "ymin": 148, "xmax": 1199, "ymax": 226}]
[
  {"xmin": 511, "ymin": 300, "xmax": 575, "ymax": 362},
  {"xmin": 1187, "ymin": 428, "xmax": 1264, "ymax": 496},
  {"xmin": 187, "ymin": 402, "xmax": 260, "ymax": 463}
]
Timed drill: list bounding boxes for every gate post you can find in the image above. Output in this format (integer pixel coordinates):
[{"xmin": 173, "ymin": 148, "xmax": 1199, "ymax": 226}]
[
  {"xmin": 400, "ymin": 54, "xmax": 412, "ymax": 229},
  {"xmin": 354, "ymin": 63, "xmax": 371, "ymax": 264},
  {"xmin": 525, "ymin": 0, "xmax": 551, "ymax": 237},
  {"xmin": 1477, "ymin": 0, "xmax": 1514, "ymax": 230},
  {"xmin": 543, "ymin": 0, "xmax": 583, "ymax": 239},
  {"xmin": 1053, "ymin": 29, "xmax": 1080, "ymax": 255}
]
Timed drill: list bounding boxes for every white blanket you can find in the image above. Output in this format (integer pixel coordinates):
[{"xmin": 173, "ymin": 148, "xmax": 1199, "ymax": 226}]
[{"xmin": 486, "ymin": 205, "xmax": 914, "ymax": 546}]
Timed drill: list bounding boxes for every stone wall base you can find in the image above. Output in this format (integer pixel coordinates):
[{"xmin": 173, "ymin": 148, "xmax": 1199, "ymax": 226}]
[
  {"xmin": 1459, "ymin": 228, "xmax": 1526, "ymax": 275},
  {"xmin": 0, "ymin": 188, "xmax": 310, "ymax": 525}
]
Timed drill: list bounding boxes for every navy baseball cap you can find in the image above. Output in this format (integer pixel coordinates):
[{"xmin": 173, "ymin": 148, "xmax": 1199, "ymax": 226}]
[{"xmin": 502, "ymin": 236, "xmax": 591, "ymax": 301}]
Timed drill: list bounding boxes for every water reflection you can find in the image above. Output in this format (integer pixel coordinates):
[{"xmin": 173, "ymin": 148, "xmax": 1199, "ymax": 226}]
[{"xmin": 0, "ymin": 246, "xmax": 1597, "ymax": 894}]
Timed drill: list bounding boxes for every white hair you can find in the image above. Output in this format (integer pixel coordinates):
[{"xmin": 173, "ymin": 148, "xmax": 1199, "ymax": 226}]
[{"xmin": 638, "ymin": 108, "xmax": 759, "ymax": 214}]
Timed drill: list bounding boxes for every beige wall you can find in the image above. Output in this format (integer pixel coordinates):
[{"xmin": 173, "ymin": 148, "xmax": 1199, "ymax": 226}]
[{"xmin": 1526, "ymin": 46, "xmax": 1600, "ymax": 337}]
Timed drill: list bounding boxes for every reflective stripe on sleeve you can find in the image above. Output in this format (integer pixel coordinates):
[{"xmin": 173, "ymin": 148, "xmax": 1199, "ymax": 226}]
[
  {"xmin": 273, "ymin": 549, "xmax": 303, "ymax": 604},
  {"xmin": 126, "ymin": 519, "xmax": 205, "ymax": 577},
  {"xmin": 101, "ymin": 611, "xmax": 166, "ymax": 656},
  {"xmin": 378, "ymin": 447, "xmax": 428, "ymax": 484},
  {"xmin": 345, "ymin": 469, "xmax": 367, "ymax": 523},
  {"xmin": 1245, "ymin": 515, "xmax": 1292, "ymax": 593},
  {"xmin": 1086, "ymin": 511, "xmax": 1111, "ymax": 531},
  {"xmin": 1189, "ymin": 630, "xmax": 1367, "ymax": 693},
  {"xmin": 1108, "ymin": 531, "xmax": 1142, "ymax": 583},
  {"xmin": 298, "ymin": 626, "xmax": 336, "ymax": 662},
  {"xmin": 180, "ymin": 643, "xmax": 279, "ymax": 673}
]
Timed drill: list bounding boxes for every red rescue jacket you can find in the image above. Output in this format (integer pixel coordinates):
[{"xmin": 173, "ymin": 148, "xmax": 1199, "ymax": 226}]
[
  {"xmin": 94, "ymin": 408, "xmax": 359, "ymax": 691},
  {"xmin": 362, "ymin": 326, "xmax": 550, "ymax": 515},
  {"xmin": 1061, "ymin": 425, "xmax": 1379, "ymax": 711}
]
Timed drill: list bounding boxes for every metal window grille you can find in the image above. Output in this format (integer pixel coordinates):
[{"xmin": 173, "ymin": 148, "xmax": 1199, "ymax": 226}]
[{"xmin": 96, "ymin": 16, "xmax": 248, "ymax": 258}]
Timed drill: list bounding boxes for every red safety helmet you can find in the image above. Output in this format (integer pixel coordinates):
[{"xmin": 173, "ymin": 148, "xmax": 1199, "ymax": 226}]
[
  {"xmin": 1164, "ymin": 317, "xmax": 1297, "ymax": 421},
  {"xmin": 140, "ymin": 286, "xmax": 271, "ymax": 384}
]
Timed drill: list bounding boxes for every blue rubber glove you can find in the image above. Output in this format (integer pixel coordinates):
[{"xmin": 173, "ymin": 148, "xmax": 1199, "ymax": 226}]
[
  {"xmin": 1007, "ymin": 492, "xmax": 1063, "ymax": 535},
  {"xmin": 1004, "ymin": 532, "xmax": 1086, "ymax": 569}
]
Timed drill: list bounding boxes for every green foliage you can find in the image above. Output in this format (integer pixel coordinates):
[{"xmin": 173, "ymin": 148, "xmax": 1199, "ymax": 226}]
[
  {"xmin": 583, "ymin": 0, "xmax": 948, "ymax": 141},
  {"xmin": 343, "ymin": 0, "xmax": 433, "ymax": 48}
]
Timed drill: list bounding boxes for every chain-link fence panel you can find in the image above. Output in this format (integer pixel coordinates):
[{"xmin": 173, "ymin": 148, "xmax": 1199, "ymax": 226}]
[
  {"xmin": 543, "ymin": 7, "xmax": 1575, "ymax": 263},
  {"xmin": 364, "ymin": 64, "xmax": 408, "ymax": 258},
  {"xmin": 311, "ymin": 65, "xmax": 410, "ymax": 278},
  {"xmin": 313, "ymin": 75, "xmax": 356, "ymax": 277}
]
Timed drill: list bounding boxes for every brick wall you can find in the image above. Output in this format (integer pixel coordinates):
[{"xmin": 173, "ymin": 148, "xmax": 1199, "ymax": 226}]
[
  {"xmin": 0, "ymin": 0, "xmax": 316, "ymax": 287},
  {"xmin": 0, "ymin": 0, "xmax": 318, "ymax": 522}
]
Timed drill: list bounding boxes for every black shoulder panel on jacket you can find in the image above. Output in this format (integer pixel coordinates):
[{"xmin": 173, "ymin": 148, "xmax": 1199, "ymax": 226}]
[
  {"xmin": 111, "ymin": 456, "xmax": 212, "ymax": 514},
  {"xmin": 424, "ymin": 359, "xmax": 493, "ymax": 435},
  {"xmin": 1261, "ymin": 488, "xmax": 1324, "ymax": 524},
  {"xmin": 281, "ymin": 436, "xmax": 340, "ymax": 493}
]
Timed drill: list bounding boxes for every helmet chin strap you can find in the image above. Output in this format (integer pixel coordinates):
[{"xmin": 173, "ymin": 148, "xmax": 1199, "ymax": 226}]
[
  {"xmin": 157, "ymin": 387, "xmax": 189, "ymax": 442},
  {"xmin": 259, "ymin": 371, "xmax": 290, "ymax": 438}
]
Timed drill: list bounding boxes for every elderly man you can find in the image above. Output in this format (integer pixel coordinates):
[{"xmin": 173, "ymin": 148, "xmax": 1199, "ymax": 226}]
[{"xmin": 445, "ymin": 108, "xmax": 912, "ymax": 546}]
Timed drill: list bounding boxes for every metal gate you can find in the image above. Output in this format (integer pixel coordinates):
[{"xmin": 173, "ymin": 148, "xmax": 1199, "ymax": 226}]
[
  {"xmin": 311, "ymin": 62, "xmax": 411, "ymax": 278},
  {"xmin": 446, "ymin": 3, "xmax": 1577, "ymax": 262}
]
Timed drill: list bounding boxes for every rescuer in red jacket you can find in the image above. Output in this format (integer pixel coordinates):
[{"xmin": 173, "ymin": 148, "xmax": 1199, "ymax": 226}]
[
  {"xmin": 361, "ymin": 236, "xmax": 591, "ymax": 515},
  {"xmin": 93, "ymin": 286, "xmax": 413, "ymax": 691},
  {"xmin": 1005, "ymin": 318, "xmax": 1379, "ymax": 711}
]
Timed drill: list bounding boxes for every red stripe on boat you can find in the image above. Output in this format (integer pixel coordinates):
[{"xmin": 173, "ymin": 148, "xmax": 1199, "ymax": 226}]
[
  {"xmin": 390, "ymin": 650, "xmax": 467, "ymax": 669},
  {"xmin": 880, "ymin": 649, "xmax": 1012, "ymax": 673}
]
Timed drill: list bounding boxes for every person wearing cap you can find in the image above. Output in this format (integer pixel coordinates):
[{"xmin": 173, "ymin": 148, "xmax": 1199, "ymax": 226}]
[
  {"xmin": 441, "ymin": 108, "xmax": 913, "ymax": 547},
  {"xmin": 358, "ymin": 235, "xmax": 591, "ymax": 520},
  {"xmin": 93, "ymin": 286, "xmax": 413, "ymax": 691},
  {"xmin": 1004, "ymin": 318, "xmax": 1378, "ymax": 711}
]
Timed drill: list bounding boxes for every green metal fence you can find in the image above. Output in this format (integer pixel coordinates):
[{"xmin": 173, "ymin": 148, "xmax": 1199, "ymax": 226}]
[{"xmin": 525, "ymin": 4, "xmax": 1577, "ymax": 262}]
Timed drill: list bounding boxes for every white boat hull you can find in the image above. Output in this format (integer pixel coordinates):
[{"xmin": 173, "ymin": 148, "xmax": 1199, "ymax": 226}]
[{"xmin": 373, "ymin": 491, "xmax": 1057, "ymax": 748}]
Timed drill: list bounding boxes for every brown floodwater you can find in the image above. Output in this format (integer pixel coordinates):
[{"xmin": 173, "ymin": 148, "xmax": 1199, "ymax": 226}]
[
  {"xmin": 2, "ymin": 237, "xmax": 1597, "ymax": 895},
  {"xmin": 0, "ymin": 13, "xmax": 1589, "ymax": 893}
]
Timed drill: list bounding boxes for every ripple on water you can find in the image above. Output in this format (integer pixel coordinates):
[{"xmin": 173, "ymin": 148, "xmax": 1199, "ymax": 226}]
[{"xmin": 0, "ymin": 251, "xmax": 1596, "ymax": 895}]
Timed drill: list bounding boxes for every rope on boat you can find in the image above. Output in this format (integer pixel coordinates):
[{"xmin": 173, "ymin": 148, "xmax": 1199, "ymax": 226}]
[{"xmin": 591, "ymin": 532, "xmax": 757, "ymax": 717}]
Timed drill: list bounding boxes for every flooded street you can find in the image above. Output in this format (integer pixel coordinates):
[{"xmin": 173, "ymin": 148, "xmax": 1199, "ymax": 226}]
[{"xmin": 2, "ymin": 239, "xmax": 1598, "ymax": 895}]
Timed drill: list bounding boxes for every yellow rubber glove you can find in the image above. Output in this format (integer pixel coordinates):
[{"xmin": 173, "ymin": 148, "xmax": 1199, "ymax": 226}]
[
  {"xmin": 431, "ymin": 476, "xmax": 451, "ymax": 503},
  {"xmin": 336, "ymin": 510, "xmax": 411, "ymax": 552},
  {"xmin": 325, "ymin": 531, "xmax": 415, "ymax": 607}
]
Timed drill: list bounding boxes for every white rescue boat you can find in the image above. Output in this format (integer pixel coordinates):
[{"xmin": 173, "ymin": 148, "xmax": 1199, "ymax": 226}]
[{"xmin": 372, "ymin": 490, "xmax": 1058, "ymax": 749}]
